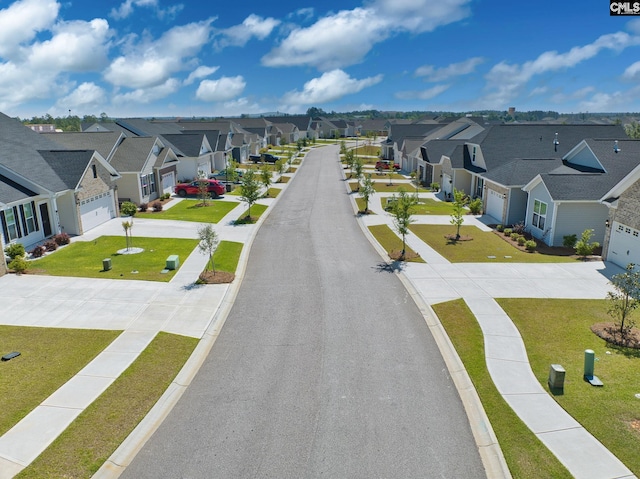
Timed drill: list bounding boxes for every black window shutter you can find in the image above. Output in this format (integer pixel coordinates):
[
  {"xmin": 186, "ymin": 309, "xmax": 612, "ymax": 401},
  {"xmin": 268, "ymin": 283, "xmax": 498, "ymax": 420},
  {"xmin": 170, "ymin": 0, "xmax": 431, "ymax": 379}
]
[
  {"xmin": 0, "ymin": 211, "xmax": 9, "ymax": 243},
  {"xmin": 32, "ymin": 201, "xmax": 39, "ymax": 231},
  {"xmin": 13, "ymin": 206, "xmax": 22, "ymax": 238}
]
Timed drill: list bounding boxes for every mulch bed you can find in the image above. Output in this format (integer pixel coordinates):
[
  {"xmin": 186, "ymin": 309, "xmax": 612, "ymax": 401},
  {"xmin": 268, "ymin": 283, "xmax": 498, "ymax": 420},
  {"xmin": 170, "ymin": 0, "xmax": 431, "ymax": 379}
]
[
  {"xmin": 591, "ymin": 322, "xmax": 640, "ymax": 349},
  {"xmin": 491, "ymin": 229, "xmax": 602, "ymax": 260},
  {"xmin": 389, "ymin": 250, "xmax": 421, "ymax": 261},
  {"xmin": 198, "ymin": 271, "xmax": 235, "ymax": 284}
]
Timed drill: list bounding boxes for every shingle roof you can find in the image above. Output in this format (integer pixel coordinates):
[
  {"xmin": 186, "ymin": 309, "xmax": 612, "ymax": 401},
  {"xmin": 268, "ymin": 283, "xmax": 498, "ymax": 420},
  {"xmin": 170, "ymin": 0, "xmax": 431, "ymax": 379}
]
[
  {"xmin": 0, "ymin": 174, "xmax": 36, "ymax": 204},
  {"xmin": 158, "ymin": 133, "xmax": 206, "ymax": 157},
  {"xmin": 37, "ymin": 150, "xmax": 95, "ymax": 190},
  {"xmin": 265, "ymin": 116, "xmax": 312, "ymax": 131},
  {"xmin": 421, "ymin": 140, "xmax": 466, "ymax": 164},
  {"xmin": 42, "ymin": 132, "xmax": 122, "ymax": 160},
  {"xmin": 109, "ymin": 137, "xmax": 157, "ymax": 172},
  {"xmin": 483, "ymin": 158, "xmax": 562, "ymax": 186}
]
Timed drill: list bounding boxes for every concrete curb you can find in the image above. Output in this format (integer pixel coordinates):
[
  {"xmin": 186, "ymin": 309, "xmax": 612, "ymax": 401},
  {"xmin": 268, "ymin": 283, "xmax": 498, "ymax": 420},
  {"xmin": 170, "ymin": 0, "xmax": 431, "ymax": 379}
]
[
  {"xmin": 93, "ymin": 154, "xmax": 303, "ymax": 479},
  {"xmin": 344, "ymin": 160, "xmax": 511, "ymax": 479}
]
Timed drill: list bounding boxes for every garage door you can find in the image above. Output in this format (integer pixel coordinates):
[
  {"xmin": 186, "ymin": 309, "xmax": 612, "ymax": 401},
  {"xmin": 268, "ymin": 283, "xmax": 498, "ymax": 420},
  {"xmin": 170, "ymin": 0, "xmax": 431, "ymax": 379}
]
[
  {"xmin": 80, "ymin": 191, "xmax": 115, "ymax": 232},
  {"xmin": 607, "ymin": 221, "xmax": 640, "ymax": 270},
  {"xmin": 442, "ymin": 174, "xmax": 452, "ymax": 195},
  {"xmin": 162, "ymin": 172, "xmax": 175, "ymax": 194},
  {"xmin": 486, "ymin": 189, "xmax": 505, "ymax": 223}
]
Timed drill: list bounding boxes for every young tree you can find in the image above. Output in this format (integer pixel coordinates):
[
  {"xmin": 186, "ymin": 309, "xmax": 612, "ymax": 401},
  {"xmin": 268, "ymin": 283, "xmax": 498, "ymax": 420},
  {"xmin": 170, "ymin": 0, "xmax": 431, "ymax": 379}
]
[
  {"xmin": 386, "ymin": 162, "xmax": 396, "ymax": 186},
  {"xmin": 259, "ymin": 165, "xmax": 272, "ymax": 195},
  {"xmin": 360, "ymin": 173, "xmax": 375, "ymax": 214},
  {"xmin": 239, "ymin": 168, "xmax": 261, "ymax": 221},
  {"xmin": 575, "ymin": 228, "xmax": 600, "ymax": 258},
  {"xmin": 389, "ymin": 188, "xmax": 416, "ymax": 259},
  {"xmin": 607, "ymin": 263, "xmax": 640, "ymax": 342},
  {"xmin": 450, "ymin": 188, "xmax": 468, "ymax": 240},
  {"xmin": 197, "ymin": 224, "xmax": 220, "ymax": 273},
  {"xmin": 275, "ymin": 158, "xmax": 287, "ymax": 182},
  {"xmin": 122, "ymin": 219, "xmax": 133, "ymax": 251},
  {"xmin": 225, "ymin": 160, "xmax": 240, "ymax": 183},
  {"xmin": 197, "ymin": 179, "xmax": 210, "ymax": 206},
  {"xmin": 352, "ymin": 157, "xmax": 364, "ymax": 190},
  {"xmin": 343, "ymin": 149, "xmax": 354, "ymax": 175}
]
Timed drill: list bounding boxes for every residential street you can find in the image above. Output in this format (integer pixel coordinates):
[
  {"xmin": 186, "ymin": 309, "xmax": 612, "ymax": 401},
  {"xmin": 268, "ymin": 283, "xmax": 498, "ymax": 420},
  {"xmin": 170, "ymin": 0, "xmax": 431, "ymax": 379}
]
[{"xmin": 120, "ymin": 145, "xmax": 487, "ymax": 478}]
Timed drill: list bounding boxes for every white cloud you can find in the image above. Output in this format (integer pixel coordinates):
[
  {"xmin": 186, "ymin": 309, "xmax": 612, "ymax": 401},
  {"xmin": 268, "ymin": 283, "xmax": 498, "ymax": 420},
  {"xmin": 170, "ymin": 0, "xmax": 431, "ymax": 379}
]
[
  {"xmin": 627, "ymin": 18, "xmax": 640, "ymax": 35},
  {"xmin": 395, "ymin": 84, "xmax": 450, "ymax": 100},
  {"xmin": 55, "ymin": 82, "xmax": 107, "ymax": 111},
  {"xmin": 103, "ymin": 19, "xmax": 213, "ymax": 88},
  {"xmin": 112, "ymin": 78, "xmax": 181, "ymax": 104},
  {"xmin": 263, "ymin": 0, "xmax": 472, "ymax": 70},
  {"xmin": 184, "ymin": 66, "xmax": 219, "ymax": 85},
  {"xmin": 281, "ymin": 69, "xmax": 383, "ymax": 106},
  {"xmin": 195, "ymin": 76, "xmax": 246, "ymax": 102},
  {"xmin": 415, "ymin": 57, "xmax": 484, "ymax": 81},
  {"xmin": 578, "ymin": 91, "xmax": 626, "ymax": 112},
  {"xmin": 109, "ymin": 0, "xmax": 182, "ymax": 21},
  {"xmin": 214, "ymin": 14, "xmax": 280, "ymax": 49},
  {"xmin": 479, "ymin": 32, "xmax": 640, "ymax": 108},
  {"xmin": 0, "ymin": 0, "xmax": 59, "ymax": 58},
  {"xmin": 623, "ymin": 60, "xmax": 640, "ymax": 80}
]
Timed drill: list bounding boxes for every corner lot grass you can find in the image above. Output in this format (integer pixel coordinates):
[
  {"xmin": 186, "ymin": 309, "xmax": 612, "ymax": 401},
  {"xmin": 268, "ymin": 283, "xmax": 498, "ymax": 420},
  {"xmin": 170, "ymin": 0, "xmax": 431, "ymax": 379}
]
[
  {"xmin": 136, "ymin": 198, "xmax": 238, "ymax": 223},
  {"xmin": 29, "ymin": 236, "xmax": 200, "ymax": 281},
  {"xmin": 379, "ymin": 197, "xmax": 457, "ymax": 215},
  {"xmin": 0, "ymin": 326, "xmax": 121, "ymax": 436},
  {"xmin": 17, "ymin": 332, "xmax": 197, "ymax": 479},
  {"xmin": 497, "ymin": 298, "xmax": 640, "ymax": 475},
  {"xmin": 433, "ymin": 300, "xmax": 572, "ymax": 478},
  {"xmin": 213, "ymin": 241, "xmax": 243, "ymax": 273},
  {"xmin": 368, "ymin": 224, "xmax": 425, "ymax": 262},
  {"xmin": 409, "ymin": 225, "xmax": 576, "ymax": 263},
  {"xmin": 235, "ymin": 203, "xmax": 268, "ymax": 223}
]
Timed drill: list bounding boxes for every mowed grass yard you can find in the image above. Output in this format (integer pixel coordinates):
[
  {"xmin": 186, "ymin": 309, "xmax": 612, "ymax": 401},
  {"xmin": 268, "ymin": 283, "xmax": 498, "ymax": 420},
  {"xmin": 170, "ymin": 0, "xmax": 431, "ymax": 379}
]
[
  {"xmin": 28, "ymin": 236, "xmax": 200, "ymax": 281},
  {"xmin": 409, "ymin": 225, "xmax": 577, "ymax": 263},
  {"xmin": 136, "ymin": 198, "xmax": 238, "ymax": 223}
]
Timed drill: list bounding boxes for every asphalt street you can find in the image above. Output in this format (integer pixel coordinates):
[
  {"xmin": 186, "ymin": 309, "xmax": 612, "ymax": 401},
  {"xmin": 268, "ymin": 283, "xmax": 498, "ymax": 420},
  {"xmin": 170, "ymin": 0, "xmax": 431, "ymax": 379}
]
[{"xmin": 120, "ymin": 145, "xmax": 487, "ymax": 478}]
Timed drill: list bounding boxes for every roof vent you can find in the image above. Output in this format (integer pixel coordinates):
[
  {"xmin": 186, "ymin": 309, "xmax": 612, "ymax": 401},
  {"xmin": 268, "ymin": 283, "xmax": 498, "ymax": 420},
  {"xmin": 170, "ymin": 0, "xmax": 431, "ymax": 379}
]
[
  {"xmin": 614, "ymin": 140, "xmax": 621, "ymax": 153},
  {"xmin": 553, "ymin": 132, "xmax": 559, "ymax": 152}
]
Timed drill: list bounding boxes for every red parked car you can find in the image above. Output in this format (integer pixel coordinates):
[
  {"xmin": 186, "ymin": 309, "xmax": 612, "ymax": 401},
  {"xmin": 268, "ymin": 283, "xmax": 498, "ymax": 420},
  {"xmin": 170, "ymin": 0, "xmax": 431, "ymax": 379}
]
[
  {"xmin": 174, "ymin": 179, "xmax": 226, "ymax": 198},
  {"xmin": 375, "ymin": 159, "xmax": 400, "ymax": 170}
]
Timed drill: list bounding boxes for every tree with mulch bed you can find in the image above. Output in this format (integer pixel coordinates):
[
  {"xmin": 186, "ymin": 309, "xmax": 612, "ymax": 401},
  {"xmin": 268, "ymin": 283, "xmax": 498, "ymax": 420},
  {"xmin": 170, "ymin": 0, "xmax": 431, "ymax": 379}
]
[
  {"xmin": 358, "ymin": 173, "xmax": 375, "ymax": 214},
  {"xmin": 239, "ymin": 168, "xmax": 261, "ymax": 221},
  {"xmin": 388, "ymin": 188, "xmax": 416, "ymax": 260},
  {"xmin": 448, "ymin": 188, "xmax": 467, "ymax": 241},
  {"xmin": 592, "ymin": 263, "xmax": 640, "ymax": 348}
]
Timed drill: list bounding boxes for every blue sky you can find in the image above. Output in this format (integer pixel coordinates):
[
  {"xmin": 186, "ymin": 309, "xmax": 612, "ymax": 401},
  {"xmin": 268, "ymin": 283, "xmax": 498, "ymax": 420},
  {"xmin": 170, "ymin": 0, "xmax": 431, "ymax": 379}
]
[{"xmin": 2, "ymin": 0, "xmax": 640, "ymax": 118}]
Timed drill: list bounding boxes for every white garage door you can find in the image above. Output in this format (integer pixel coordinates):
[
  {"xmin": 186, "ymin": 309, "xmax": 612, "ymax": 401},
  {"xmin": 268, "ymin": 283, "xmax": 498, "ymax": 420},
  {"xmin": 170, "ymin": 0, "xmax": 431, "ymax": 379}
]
[
  {"xmin": 486, "ymin": 189, "xmax": 505, "ymax": 223},
  {"xmin": 162, "ymin": 172, "xmax": 175, "ymax": 194},
  {"xmin": 80, "ymin": 191, "xmax": 115, "ymax": 232},
  {"xmin": 607, "ymin": 222, "xmax": 640, "ymax": 270}
]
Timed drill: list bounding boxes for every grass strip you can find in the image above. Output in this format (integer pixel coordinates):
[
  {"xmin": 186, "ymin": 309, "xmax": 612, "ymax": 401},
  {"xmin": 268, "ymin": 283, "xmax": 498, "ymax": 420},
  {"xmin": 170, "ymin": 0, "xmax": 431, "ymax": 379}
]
[
  {"xmin": 235, "ymin": 203, "xmax": 268, "ymax": 224},
  {"xmin": 29, "ymin": 236, "xmax": 200, "ymax": 281},
  {"xmin": 17, "ymin": 332, "xmax": 198, "ymax": 479},
  {"xmin": 213, "ymin": 240, "xmax": 243, "ymax": 273},
  {"xmin": 136, "ymin": 199, "xmax": 237, "ymax": 223},
  {"xmin": 368, "ymin": 224, "xmax": 425, "ymax": 262},
  {"xmin": 432, "ymin": 299, "xmax": 572, "ymax": 478},
  {"xmin": 0, "ymin": 327, "xmax": 121, "ymax": 436},
  {"xmin": 497, "ymin": 298, "xmax": 640, "ymax": 475}
]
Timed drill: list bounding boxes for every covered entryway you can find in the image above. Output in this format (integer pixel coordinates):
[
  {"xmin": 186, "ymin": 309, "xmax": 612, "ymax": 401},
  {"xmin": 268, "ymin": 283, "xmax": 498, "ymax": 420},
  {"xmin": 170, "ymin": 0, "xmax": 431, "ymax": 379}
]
[
  {"xmin": 80, "ymin": 191, "xmax": 115, "ymax": 232},
  {"xmin": 607, "ymin": 221, "xmax": 640, "ymax": 270},
  {"xmin": 161, "ymin": 172, "xmax": 175, "ymax": 194},
  {"xmin": 486, "ymin": 189, "xmax": 505, "ymax": 223}
]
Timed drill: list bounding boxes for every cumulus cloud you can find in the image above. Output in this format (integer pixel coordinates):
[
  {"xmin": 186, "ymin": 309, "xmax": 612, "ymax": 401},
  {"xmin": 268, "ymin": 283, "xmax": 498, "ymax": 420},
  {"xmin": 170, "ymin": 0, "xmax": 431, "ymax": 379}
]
[
  {"xmin": 196, "ymin": 75, "xmax": 246, "ymax": 102},
  {"xmin": 623, "ymin": 60, "xmax": 640, "ymax": 80},
  {"xmin": 110, "ymin": 0, "xmax": 182, "ymax": 21},
  {"xmin": 395, "ymin": 84, "xmax": 450, "ymax": 100},
  {"xmin": 103, "ymin": 19, "xmax": 213, "ymax": 88},
  {"xmin": 113, "ymin": 78, "xmax": 181, "ymax": 104},
  {"xmin": 415, "ymin": 57, "xmax": 484, "ymax": 82},
  {"xmin": 281, "ymin": 69, "xmax": 383, "ymax": 106},
  {"xmin": 263, "ymin": 0, "xmax": 471, "ymax": 70},
  {"xmin": 0, "ymin": 0, "xmax": 59, "ymax": 58},
  {"xmin": 55, "ymin": 82, "xmax": 107, "ymax": 111},
  {"xmin": 184, "ymin": 65, "xmax": 219, "ymax": 85},
  {"xmin": 479, "ymin": 32, "xmax": 640, "ymax": 108},
  {"xmin": 214, "ymin": 14, "xmax": 280, "ymax": 49}
]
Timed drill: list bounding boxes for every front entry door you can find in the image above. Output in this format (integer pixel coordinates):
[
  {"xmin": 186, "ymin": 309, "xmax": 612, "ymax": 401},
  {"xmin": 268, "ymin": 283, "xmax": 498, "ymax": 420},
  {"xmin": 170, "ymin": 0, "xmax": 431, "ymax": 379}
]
[{"xmin": 39, "ymin": 203, "xmax": 52, "ymax": 237}]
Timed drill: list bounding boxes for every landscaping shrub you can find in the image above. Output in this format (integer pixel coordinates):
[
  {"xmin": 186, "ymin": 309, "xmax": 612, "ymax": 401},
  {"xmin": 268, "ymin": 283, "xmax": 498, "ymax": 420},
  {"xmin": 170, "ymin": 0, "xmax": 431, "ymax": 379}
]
[
  {"xmin": 525, "ymin": 240, "xmax": 537, "ymax": 251},
  {"xmin": 496, "ymin": 224, "xmax": 504, "ymax": 232},
  {"xmin": 54, "ymin": 232, "xmax": 70, "ymax": 246},
  {"xmin": 120, "ymin": 201, "xmax": 137, "ymax": 217},
  {"xmin": 43, "ymin": 239, "xmax": 58, "ymax": 252},
  {"xmin": 563, "ymin": 234, "xmax": 577, "ymax": 249},
  {"xmin": 575, "ymin": 228, "xmax": 599, "ymax": 257},
  {"xmin": 4, "ymin": 243, "xmax": 25, "ymax": 260},
  {"xmin": 430, "ymin": 182, "xmax": 440, "ymax": 192},
  {"xmin": 161, "ymin": 192, "xmax": 171, "ymax": 200},
  {"xmin": 468, "ymin": 197, "xmax": 483, "ymax": 215},
  {"xmin": 138, "ymin": 202, "xmax": 149, "ymax": 213},
  {"xmin": 8, "ymin": 256, "xmax": 28, "ymax": 274},
  {"xmin": 517, "ymin": 236, "xmax": 527, "ymax": 246},
  {"xmin": 503, "ymin": 228, "xmax": 513, "ymax": 237},
  {"xmin": 30, "ymin": 245, "xmax": 46, "ymax": 258},
  {"xmin": 512, "ymin": 221, "xmax": 526, "ymax": 235},
  {"xmin": 151, "ymin": 201, "xmax": 163, "ymax": 212}
]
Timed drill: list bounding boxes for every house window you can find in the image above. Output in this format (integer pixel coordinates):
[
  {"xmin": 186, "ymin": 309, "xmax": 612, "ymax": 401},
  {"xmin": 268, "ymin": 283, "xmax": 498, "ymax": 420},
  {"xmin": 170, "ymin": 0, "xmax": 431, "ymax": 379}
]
[
  {"xmin": 634, "ymin": 230, "xmax": 639, "ymax": 237},
  {"xmin": 23, "ymin": 202, "xmax": 37, "ymax": 234},
  {"xmin": 92, "ymin": 164, "xmax": 97, "ymax": 178},
  {"xmin": 149, "ymin": 173, "xmax": 157, "ymax": 194},
  {"xmin": 4, "ymin": 208, "xmax": 19, "ymax": 240},
  {"xmin": 140, "ymin": 173, "xmax": 156, "ymax": 196},
  {"xmin": 532, "ymin": 199, "xmax": 547, "ymax": 230},
  {"xmin": 472, "ymin": 146, "xmax": 477, "ymax": 162},
  {"xmin": 618, "ymin": 225, "xmax": 624, "ymax": 232}
]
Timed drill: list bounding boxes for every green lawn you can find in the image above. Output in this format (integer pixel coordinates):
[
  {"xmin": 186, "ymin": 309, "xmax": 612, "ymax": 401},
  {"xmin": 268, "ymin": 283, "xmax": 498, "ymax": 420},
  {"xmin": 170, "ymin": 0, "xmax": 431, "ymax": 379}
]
[
  {"xmin": 355, "ymin": 197, "xmax": 375, "ymax": 214},
  {"xmin": 213, "ymin": 240, "xmax": 243, "ymax": 273},
  {"xmin": 433, "ymin": 300, "xmax": 572, "ymax": 478},
  {"xmin": 409, "ymin": 225, "xmax": 577, "ymax": 263},
  {"xmin": 350, "ymin": 182, "xmax": 429, "ymax": 193},
  {"xmin": 497, "ymin": 298, "xmax": 640, "ymax": 475},
  {"xmin": 234, "ymin": 203, "xmax": 268, "ymax": 224},
  {"xmin": 0, "ymin": 326, "xmax": 121, "ymax": 436},
  {"xmin": 136, "ymin": 199, "xmax": 238, "ymax": 223},
  {"xmin": 29, "ymin": 236, "xmax": 200, "ymax": 281},
  {"xmin": 17, "ymin": 332, "xmax": 198, "ymax": 479},
  {"xmin": 368, "ymin": 224, "xmax": 425, "ymax": 262}
]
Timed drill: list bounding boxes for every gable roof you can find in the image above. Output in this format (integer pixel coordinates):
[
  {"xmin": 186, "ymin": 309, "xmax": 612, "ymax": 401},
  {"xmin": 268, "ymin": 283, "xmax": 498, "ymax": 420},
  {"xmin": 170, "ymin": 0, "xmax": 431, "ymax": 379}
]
[
  {"xmin": 0, "ymin": 174, "xmax": 37, "ymax": 205},
  {"xmin": 109, "ymin": 137, "xmax": 158, "ymax": 172},
  {"xmin": 158, "ymin": 133, "xmax": 208, "ymax": 157},
  {"xmin": 42, "ymin": 131, "xmax": 123, "ymax": 161},
  {"xmin": 483, "ymin": 158, "xmax": 562, "ymax": 187},
  {"xmin": 37, "ymin": 150, "xmax": 98, "ymax": 190}
]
